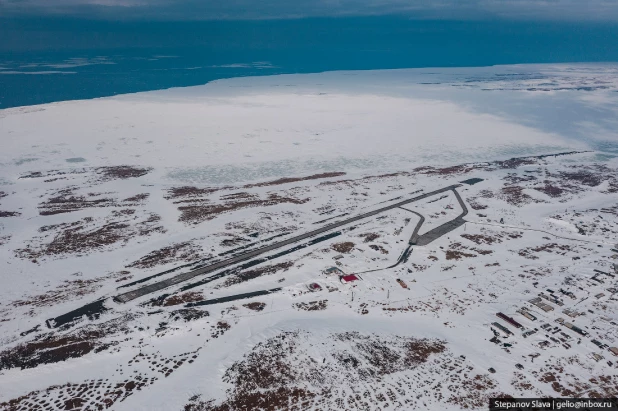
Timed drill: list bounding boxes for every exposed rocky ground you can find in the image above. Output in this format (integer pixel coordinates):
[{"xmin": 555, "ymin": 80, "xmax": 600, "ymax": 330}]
[{"xmin": 1, "ymin": 152, "xmax": 617, "ymax": 411}]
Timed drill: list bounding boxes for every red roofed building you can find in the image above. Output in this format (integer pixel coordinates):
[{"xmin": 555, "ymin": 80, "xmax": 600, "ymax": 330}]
[
  {"xmin": 340, "ymin": 274, "xmax": 360, "ymax": 284},
  {"xmin": 496, "ymin": 312, "xmax": 523, "ymax": 329}
]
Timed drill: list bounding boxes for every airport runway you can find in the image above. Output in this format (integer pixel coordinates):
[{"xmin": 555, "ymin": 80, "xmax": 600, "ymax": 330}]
[{"xmin": 114, "ymin": 184, "xmax": 462, "ymax": 303}]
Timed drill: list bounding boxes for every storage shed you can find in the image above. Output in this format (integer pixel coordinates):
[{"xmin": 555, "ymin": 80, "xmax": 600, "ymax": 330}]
[{"xmin": 340, "ymin": 274, "xmax": 361, "ymax": 284}]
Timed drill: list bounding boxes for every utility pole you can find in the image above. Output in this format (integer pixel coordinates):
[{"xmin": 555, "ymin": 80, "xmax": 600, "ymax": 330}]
[
  {"xmin": 352, "ymin": 291, "xmax": 354, "ymax": 302},
  {"xmin": 387, "ymin": 289, "xmax": 390, "ymax": 300}
]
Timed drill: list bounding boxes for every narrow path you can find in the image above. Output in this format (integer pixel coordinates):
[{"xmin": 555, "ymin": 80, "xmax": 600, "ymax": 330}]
[
  {"xmin": 399, "ymin": 207, "xmax": 425, "ymax": 245},
  {"xmin": 465, "ymin": 220, "xmax": 609, "ymax": 245}
]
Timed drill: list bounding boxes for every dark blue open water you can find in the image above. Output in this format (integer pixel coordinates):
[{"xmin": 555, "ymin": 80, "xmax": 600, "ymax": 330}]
[{"xmin": 1, "ymin": 17, "xmax": 618, "ymax": 109}]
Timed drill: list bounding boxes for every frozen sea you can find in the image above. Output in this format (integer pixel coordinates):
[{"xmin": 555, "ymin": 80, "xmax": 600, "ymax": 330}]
[
  {"xmin": 2, "ymin": 63, "xmax": 618, "ymax": 186},
  {"xmin": 1, "ymin": 17, "xmax": 618, "ymax": 109}
]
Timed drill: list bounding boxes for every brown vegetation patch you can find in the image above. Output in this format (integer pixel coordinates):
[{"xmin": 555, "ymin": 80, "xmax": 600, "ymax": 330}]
[
  {"xmin": 294, "ymin": 300, "xmax": 328, "ymax": 311},
  {"xmin": 539, "ymin": 372, "xmax": 557, "ymax": 383},
  {"xmin": 211, "ymin": 321, "xmax": 231, "ymax": 339},
  {"xmin": 12, "ymin": 271, "xmax": 129, "ymax": 308},
  {"xmin": 123, "ymin": 193, "xmax": 150, "ymax": 202},
  {"xmin": 19, "ymin": 169, "xmax": 88, "ymax": 180},
  {"xmin": 225, "ymin": 219, "xmax": 294, "ymax": 237},
  {"xmin": 587, "ymin": 375, "xmax": 618, "ymax": 397},
  {"xmin": 503, "ymin": 172, "xmax": 538, "ymax": 184},
  {"xmin": 409, "ymin": 155, "xmax": 544, "ymax": 176},
  {"xmin": 184, "ymin": 331, "xmax": 450, "ymax": 410},
  {"xmin": 220, "ymin": 236, "xmax": 250, "ymax": 247},
  {"xmin": 0, "ymin": 379, "xmax": 142, "ymax": 411},
  {"xmin": 405, "ymin": 153, "xmax": 583, "ymax": 180},
  {"xmin": 16, "ymin": 212, "xmax": 165, "ymax": 260},
  {"xmin": 166, "ymin": 186, "xmax": 222, "ymax": 200},
  {"xmin": 447, "ymin": 375, "xmax": 507, "ymax": 408},
  {"xmin": 169, "ymin": 308, "xmax": 210, "ymax": 322},
  {"xmin": 445, "ymin": 242, "xmax": 478, "ymax": 260},
  {"xmin": 359, "ymin": 233, "xmax": 380, "ymax": 242},
  {"xmin": 177, "ymin": 193, "xmax": 310, "ymax": 225},
  {"xmin": 0, "ymin": 336, "xmax": 98, "ymax": 372},
  {"xmin": 495, "ymin": 157, "xmax": 537, "ymax": 169},
  {"xmin": 414, "ymin": 164, "xmax": 480, "ymax": 176},
  {"xmin": 606, "ymin": 181, "xmax": 618, "ymax": 193},
  {"xmin": 38, "ymin": 188, "xmax": 116, "ymax": 216},
  {"xmin": 333, "ymin": 332, "xmax": 448, "ymax": 376},
  {"xmin": 498, "ymin": 185, "xmax": 540, "ymax": 206},
  {"xmin": 382, "ymin": 288, "xmax": 474, "ymax": 315},
  {"xmin": 127, "ymin": 241, "xmax": 202, "ymax": 269},
  {"xmin": 559, "ymin": 169, "xmax": 605, "ymax": 187},
  {"xmin": 219, "ymin": 192, "xmax": 258, "ymax": 201},
  {"xmin": 185, "ymin": 388, "xmax": 317, "ymax": 411},
  {"xmin": 369, "ymin": 244, "xmax": 389, "ymax": 254},
  {"xmin": 467, "ymin": 197, "xmax": 488, "ymax": 210},
  {"xmin": 318, "ymin": 171, "xmax": 411, "ymax": 189},
  {"xmin": 511, "ymin": 372, "xmax": 537, "ymax": 393},
  {"xmin": 522, "ymin": 266, "xmax": 552, "ymax": 277},
  {"xmin": 1, "ymin": 348, "xmax": 200, "ymax": 410},
  {"xmin": 243, "ymin": 302, "xmax": 266, "ymax": 311},
  {"xmin": 403, "ymin": 339, "xmax": 448, "ymax": 367},
  {"xmin": 461, "ymin": 233, "xmax": 502, "ymax": 245},
  {"xmin": 244, "ymin": 172, "xmax": 346, "ymax": 188},
  {"xmin": 479, "ymin": 189, "xmax": 494, "ymax": 199},
  {"xmin": 517, "ymin": 243, "xmax": 572, "ymax": 260},
  {"xmin": 534, "ymin": 182, "xmax": 565, "ymax": 197},
  {"xmin": 166, "ymin": 173, "xmax": 344, "ymax": 211},
  {"xmin": 0, "ymin": 315, "xmax": 130, "ymax": 371},
  {"xmin": 501, "ymin": 164, "xmax": 617, "ymax": 200},
  {"xmin": 446, "ymin": 250, "xmax": 476, "ymax": 260},
  {"xmin": 96, "ymin": 165, "xmax": 152, "ymax": 181},
  {"xmin": 0, "ymin": 210, "xmax": 21, "ymax": 217},
  {"xmin": 331, "ymin": 242, "xmax": 355, "ymax": 253},
  {"xmin": 461, "ymin": 230, "xmax": 521, "ymax": 248},
  {"xmin": 219, "ymin": 261, "xmax": 294, "ymax": 288},
  {"xmin": 225, "ymin": 336, "xmax": 296, "ymax": 388},
  {"xmin": 38, "ymin": 188, "xmax": 150, "ymax": 216},
  {"xmin": 163, "ymin": 292, "xmax": 204, "ymax": 307}
]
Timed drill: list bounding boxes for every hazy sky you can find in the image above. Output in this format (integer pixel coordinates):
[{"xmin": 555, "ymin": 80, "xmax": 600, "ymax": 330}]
[{"xmin": 2, "ymin": 0, "xmax": 618, "ymax": 21}]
